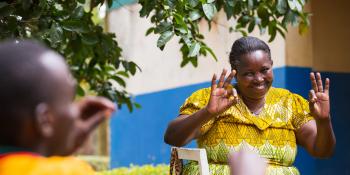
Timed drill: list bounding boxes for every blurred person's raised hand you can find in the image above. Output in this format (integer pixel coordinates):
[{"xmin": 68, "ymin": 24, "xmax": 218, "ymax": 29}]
[
  {"xmin": 229, "ymin": 149, "xmax": 267, "ymax": 175},
  {"xmin": 72, "ymin": 96, "xmax": 115, "ymax": 152},
  {"xmin": 205, "ymin": 69, "xmax": 239, "ymax": 116}
]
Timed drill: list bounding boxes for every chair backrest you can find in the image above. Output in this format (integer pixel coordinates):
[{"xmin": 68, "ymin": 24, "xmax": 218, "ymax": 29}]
[{"xmin": 172, "ymin": 147, "xmax": 210, "ymax": 175}]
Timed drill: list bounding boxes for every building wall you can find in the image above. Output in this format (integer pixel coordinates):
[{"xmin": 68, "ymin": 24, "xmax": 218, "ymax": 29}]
[
  {"xmin": 107, "ymin": 5, "xmax": 286, "ymax": 96},
  {"xmin": 108, "ymin": 1, "xmax": 350, "ymax": 174}
]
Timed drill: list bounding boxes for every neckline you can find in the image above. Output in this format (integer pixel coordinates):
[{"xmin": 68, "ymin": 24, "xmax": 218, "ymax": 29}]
[{"xmin": 235, "ymin": 88, "xmax": 274, "ymax": 130}]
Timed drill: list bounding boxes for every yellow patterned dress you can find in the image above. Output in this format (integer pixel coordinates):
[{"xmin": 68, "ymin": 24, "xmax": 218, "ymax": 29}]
[{"xmin": 179, "ymin": 87, "xmax": 314, "ymax": 175}]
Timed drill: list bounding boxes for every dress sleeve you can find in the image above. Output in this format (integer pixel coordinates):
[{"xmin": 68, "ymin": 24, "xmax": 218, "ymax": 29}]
[
  {"xmin": 291, "ymin": 93, "xmax": 315, "ymax": 130},
  {"xmin": 179, "ymin": 88, "xmax": 215, "ymax": 135}
]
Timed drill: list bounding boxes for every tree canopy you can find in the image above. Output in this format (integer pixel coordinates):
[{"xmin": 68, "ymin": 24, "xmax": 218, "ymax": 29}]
[{"xmin": 0, "ymin": 0, "xmax": 309, "ymax": 111}]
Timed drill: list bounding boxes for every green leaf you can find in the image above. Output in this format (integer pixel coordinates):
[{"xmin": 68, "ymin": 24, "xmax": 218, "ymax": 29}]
[
  {"xmin": 224, "ymin": 3, "xmax": 233, "ymax": 19},
  {"xmin": 72, "ymin": 6, "xmax": 84, "ymax": 19},
  {"xmin": 0, "ymin": 2, "xmax": 8, "ymax": 8},
  {"xmin": 298, "ymin": 21, "xmax": 308, "ymax": 35},
  {"xmin": 180, "ymin": 57, "xmax": 191, "ymax": 67},
  {"xmin": 49, "ymin": 23, "xmax": 63, "ymax": 45},
  {"xmin": 257, "ymin": 6, "xmax": 269, "ymax": 27},
  {"xmin": 189, "ymin": 0, "xmax": 200, "ymax": 7},
  {"xmin": 287, "ymin": 0, "xmax": 302, "ymax": 12},
  {"xmin": 134, "ymin": 102, "xmax": 142, "ymax": 109},
  {"xmin": 107, "ymin": 0, "xmax": 113, "ymax": 7},
  {"xmin": 174, "ymin": 13, "xmax": 188, "ymax": 32},
  {"xmin": 276, "ymin": 25, "xmax": 286, "ymax": 38},
  {"xmin": 202, "ymin": 3, "xmax": 217, "ymax": 20},
  {"xmin": 190, "ymin": 57, "xmax": 198, "ymax": 67},
  {"xmin": 188, "ymin": 42, "xmax": 200, "ymax": 57},
  {"xmin": 21, "ymin": 0, "xmax": 32, "ymax": 10},
  {"xmin": 247, "ymin": 0, "xmax": 254, "ymax": 10},
  {"xmin": 81, "ymin": 33, "xmax": 99, "ymax": 45},
  {"xmin": 268, "ymin": 21, "xmax": 277, "ymax": 42},
  {"xmin": 154, "ymin": 22, "xmax": 172, "ymax": 34},
  {"xmin": 145, "ymin": 27, "xmax": 155, "ymax": 36},
  {"xmin": 157, "ymin": 31, "xmax": 174, "ymax": 48},
  {"xmin": 167, "ymin": 0, "xmax": 176, "ymax": 9},
  {"xmin": 77, "ymin": 0, "xmax": 85, "ymax": 3},
  {"xmin": 0, "ymin": 5, "xmax": 14, "ymax": 17},
  {"xmin": 189, "ymin": 10, "xmax": 202, "ymax": 21},
  {"xmin": 117, "ymin": 71, "xmax": 130, "ymax": 78},
  {"xmin": 181, "ymin": 34, "xmax": 192, "ymax": 46},
  {"xmin": 248, "ymin": 19, "xmax": 255, "ymax": 32},
  {"xmin": 111, "ymin": 76, "xmax": 126, "ymax": 87},
  {"xmin": 202, "ymin": 46, "xmax": 217, "ymax": 61},
  {"xmin": 129, "ymin": 62, "xmax": 137, "ymax": 75},
  {"xmin": 125, "ymin": 98, "xmax": 133, "ymax": 112},
  {"xmin": 62, "ymin": 20, "xmax": 89, "ymax": 33},
  {"xmin": 77, "ymin": 85, "xmax": 85, "ymax": 96},
  {"xmin": 277, "ymin": 0, "xmax": 287, "ymax": 14},
  {"xmin": 175, "ymin": 27, "xmax": 187, "ymax": 34},
  {"xmin": 207, "ymin": 0, "xmax": 215, "ymax": 3}
]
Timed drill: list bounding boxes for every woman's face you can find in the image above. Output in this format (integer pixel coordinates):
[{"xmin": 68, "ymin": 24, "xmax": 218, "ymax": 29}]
[{"xmin": 235, "ymin": 50, "xmax": 273, "ymax": 100}]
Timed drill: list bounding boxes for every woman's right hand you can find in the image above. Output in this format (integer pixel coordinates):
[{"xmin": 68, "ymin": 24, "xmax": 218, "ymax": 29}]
[{"xmin": 205, "ymin": 69, "xmax": 239, "ymax": 116}]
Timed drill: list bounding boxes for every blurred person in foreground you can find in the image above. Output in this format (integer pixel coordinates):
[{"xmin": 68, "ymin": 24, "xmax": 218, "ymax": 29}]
[
  {"xmin": 0, "ymin": 40, "xmax": 115, "ymax": 175},
  {"xmin": 165, "ymin": 36, "xmax": 336, "ymax": 174},
  {"xmin": 229, "ymin": 149, "xmax": 267, "ymax": 175}
]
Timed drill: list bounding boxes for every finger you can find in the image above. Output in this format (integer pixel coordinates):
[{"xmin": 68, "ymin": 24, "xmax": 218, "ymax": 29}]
[
  {"xmin": 78, "ymin": 96, "xmax": 115, "ymax": 111},
  {"xmin": 232, "ymin": 87, "xmax": 238, "ymax": 99},
  {"xmin": 309, "ymin": 90, "xmax": 317, "ymax": 103},
  {"xmin": 77, "ymin": 96, "xmax": 115, "ymax": 120},
  {"xmin": 83, "ymin": 110, "xmax": 109, "ymax": 133},
  {"xmin": 211, "ymin": 74, "xmax": 217, "ymax": 95},
  {"xmin": 310, "ymin": 72, "xmax": 318, "ymax": 92},
  {"xmin": 226, "ymin": 87, "xmax": 233, "ymax": 97},
  {"xmin": 223, "ymin": 70, "xmax": 236, "ymax": 89},
  {"xmin": 218, "ymin": 69, "xmax": 227, "ymax": 88},
  {"xmin": 324, "ymin": 78, "xmax": 330, "ymax": 95},
  {"xmin": 316, "ymin": 72, "xmax": 323, "ymax": 92}
]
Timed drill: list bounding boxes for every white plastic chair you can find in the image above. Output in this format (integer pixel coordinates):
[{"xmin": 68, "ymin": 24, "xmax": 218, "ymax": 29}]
[{"xmin": 171, "ymin": 147, "xmax": 210, "ymax": 175}]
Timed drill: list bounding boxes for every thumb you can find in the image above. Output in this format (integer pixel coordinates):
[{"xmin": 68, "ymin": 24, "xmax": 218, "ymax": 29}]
[{"xmin": 83, "ymin": 110, "xmax": 112, "ymax": 133}]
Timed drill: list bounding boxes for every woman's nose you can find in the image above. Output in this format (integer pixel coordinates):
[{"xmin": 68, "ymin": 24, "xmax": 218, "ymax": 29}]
[{"xmin": 254, "ymin": 73, "xmax": 264, "ymax": 82}]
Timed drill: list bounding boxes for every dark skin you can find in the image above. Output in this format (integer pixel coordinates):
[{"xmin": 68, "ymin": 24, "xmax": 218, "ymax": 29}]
[
  {"xmin": 164, "ymin": 50, "xmax": 335, "ymax": 158},
  {"xmin": 14, "ymin": 51, "xmax": 115, "ymax": 156}
]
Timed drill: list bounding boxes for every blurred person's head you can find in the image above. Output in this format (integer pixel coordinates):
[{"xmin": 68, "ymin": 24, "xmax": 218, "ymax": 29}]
[
  {"xmin": 229, "ymin": 37, "xmax": 274, "ymax": 100},
  {"xmin": 0, "ymin": 40, "xmax": 98, "ymax": 156}
]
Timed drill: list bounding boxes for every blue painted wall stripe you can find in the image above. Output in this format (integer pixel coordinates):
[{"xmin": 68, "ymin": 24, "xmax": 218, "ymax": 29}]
[{"xmin": 110, "ymin": 0, "xmax": 136, "ymax": 10}]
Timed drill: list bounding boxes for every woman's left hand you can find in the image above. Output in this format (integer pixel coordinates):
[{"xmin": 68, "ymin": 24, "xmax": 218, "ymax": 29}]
[{"xmin": 309, "ymin": 72, "xmax": 330, "ymax": 120}]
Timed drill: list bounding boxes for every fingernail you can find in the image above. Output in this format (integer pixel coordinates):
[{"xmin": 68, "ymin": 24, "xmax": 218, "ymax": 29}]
[{"xmin": 105, "ymin": 110, "xmax": 112, "ymax": 118}]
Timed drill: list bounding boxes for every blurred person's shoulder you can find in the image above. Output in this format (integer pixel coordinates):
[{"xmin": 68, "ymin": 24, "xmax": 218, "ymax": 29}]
[{"xmin": 0, "ymin": 153, "xmax": 95, "ymax": 175}]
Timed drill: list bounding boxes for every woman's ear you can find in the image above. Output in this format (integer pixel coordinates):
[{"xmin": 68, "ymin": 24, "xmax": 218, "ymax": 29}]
[
  {"xmin": 270, "ymin": 59, "xmax": 274, "ymax": 66},
  {"xmin": 34, "ymin": 103, "xmax": 54, "ymax": 138}
]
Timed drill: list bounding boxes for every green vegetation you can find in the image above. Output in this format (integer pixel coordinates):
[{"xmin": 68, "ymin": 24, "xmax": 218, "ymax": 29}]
[
  {"xmin": 0, "ymin": 0, "xmax": 309, "ymax": 110},
  {"xmin": 96, "ymin": 164, "xmax": 169, "ymax": 175}
]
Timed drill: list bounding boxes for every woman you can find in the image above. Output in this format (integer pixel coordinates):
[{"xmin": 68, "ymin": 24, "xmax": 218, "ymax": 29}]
[{"xmin": 164, "ymin": 37, "xmax": 336, "ymax": 174}]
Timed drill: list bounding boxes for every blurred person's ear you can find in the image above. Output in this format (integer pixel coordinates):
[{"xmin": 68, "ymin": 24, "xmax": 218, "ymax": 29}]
[{"xmin": 35, "ymin": 103, "xmax": 54, "ymax": 138}]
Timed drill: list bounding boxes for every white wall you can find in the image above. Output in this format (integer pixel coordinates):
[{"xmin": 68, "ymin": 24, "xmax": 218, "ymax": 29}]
[{"xmin": 107, "ymin": 4, "xmax": 286, "ymax": 95}]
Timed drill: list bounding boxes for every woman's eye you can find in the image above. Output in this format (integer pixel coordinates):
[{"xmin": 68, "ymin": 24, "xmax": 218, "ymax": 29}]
[
  {"xmin": 261, "ymin": 68, "xmax": 269, "ymax": 73},
  {"xmin": 244, "ymin": 72, "xmax": 254, "ymax": 76}
]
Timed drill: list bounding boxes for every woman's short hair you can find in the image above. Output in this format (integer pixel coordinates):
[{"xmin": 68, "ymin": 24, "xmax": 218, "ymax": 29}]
[{"xmin": 229, "ymin": 36, "xmax": 271, "ymax": 70}]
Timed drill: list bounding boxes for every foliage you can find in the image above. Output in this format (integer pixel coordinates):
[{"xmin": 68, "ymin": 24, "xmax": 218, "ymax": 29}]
[
  {"xmin": 96, "ymin": 164, "xmax": 169, "ymax": 175},
  {"xmin": 77, "ymin": 155, "xmax": 110, "ymax": 171},
  {"xmin": 0, "ymin": 0, "xmax": 140, "ymax": 111},
  {"xmin": 139, "ymin": 0, "xmax": 310, "ymax": 67},
  {"xmin": 0, "ymin": 0, "xmax": 310, "ymax": 111}
]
